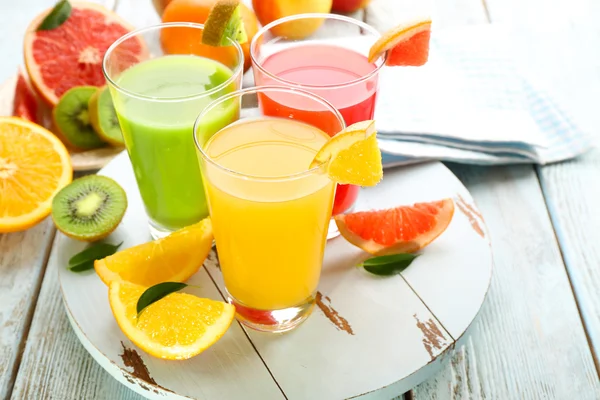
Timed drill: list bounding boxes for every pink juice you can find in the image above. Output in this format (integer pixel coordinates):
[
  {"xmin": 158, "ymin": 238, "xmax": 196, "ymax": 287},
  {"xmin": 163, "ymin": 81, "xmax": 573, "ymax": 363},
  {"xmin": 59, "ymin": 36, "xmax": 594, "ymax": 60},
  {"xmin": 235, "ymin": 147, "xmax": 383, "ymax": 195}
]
[{"xmin": 255, "ymin": 44, "xmax": 379, "ymax": 215}]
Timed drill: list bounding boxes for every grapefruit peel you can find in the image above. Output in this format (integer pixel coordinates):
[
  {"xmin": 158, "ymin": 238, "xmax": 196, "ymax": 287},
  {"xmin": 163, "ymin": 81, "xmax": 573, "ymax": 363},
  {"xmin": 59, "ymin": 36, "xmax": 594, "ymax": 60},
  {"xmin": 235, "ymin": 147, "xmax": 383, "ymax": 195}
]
[
  {"xmin": 335, "ymin": 198, "xmax": 455, "ymax": 256},
  {"xmin": 368, "ymin": 18, "xmax": 432, "ymax": 66}
]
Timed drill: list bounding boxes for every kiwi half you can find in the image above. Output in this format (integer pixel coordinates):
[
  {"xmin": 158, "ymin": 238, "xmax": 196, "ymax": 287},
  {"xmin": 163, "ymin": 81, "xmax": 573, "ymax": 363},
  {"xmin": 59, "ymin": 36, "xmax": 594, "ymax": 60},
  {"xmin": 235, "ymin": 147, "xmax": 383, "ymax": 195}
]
[
  {"xmin": 202, "ymin": 0, "xmax": 247, "ymax": 46},
  {"xmin": 53, "ymin": 86, "xmax": 106, "ymax": 150},
  {"xmin": 51, "ymin": 175, "xmax": 127, "ymax": 242},
  {"xmin": 89, "ymin": 86, "xmax": 124, "ymax": 147}
]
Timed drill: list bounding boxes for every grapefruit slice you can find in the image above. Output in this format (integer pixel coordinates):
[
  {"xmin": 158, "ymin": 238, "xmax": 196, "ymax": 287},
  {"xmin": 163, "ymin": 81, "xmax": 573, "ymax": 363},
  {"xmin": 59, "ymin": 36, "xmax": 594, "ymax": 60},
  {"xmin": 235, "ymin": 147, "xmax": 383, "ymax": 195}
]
[
  {"xmin": 13, "ymin": 69, "xmax": 40, "ymax": 123},
  {"xmin": 368, "ymin": 18, "xmax": 432, "ymax": 66},
  {"xmin": 311, "ymin": 120, "xmax": 382, "ymax": 187},
  {"xmin": 335, "ymin": 199, "xmax": 455, "ymax": 256},
  {"xmin": 24, "ymin": 2, "xmax": 148, "ymax": 106}
]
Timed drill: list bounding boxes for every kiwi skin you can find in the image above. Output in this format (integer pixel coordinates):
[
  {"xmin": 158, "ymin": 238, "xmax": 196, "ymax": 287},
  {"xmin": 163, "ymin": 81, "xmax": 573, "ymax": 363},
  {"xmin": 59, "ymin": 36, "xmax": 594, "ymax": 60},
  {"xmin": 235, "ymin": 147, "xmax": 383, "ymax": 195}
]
[
  {"xmin": 89, "ymin": 86, "xmax": 125, "ymax": 147},
  {"xmin": 51, "ymin": 175, "xmax": 127, "ymax": 242}
]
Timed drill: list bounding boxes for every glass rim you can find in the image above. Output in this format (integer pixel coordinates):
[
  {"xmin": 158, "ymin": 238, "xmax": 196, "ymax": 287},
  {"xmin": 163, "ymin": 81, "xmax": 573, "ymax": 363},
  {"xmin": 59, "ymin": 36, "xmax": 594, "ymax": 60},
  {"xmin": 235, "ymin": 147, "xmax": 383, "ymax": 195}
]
[
  {"xmin": 193, "ymin": 85, "xmax": 346, "ymax": 182},
  {"xmin": 102, "ymin": 22, "xmax": 244, "ymax": 103},
  {"xmin": 250, "ymin": 13, "xmax": 386, "ymax": 89}
]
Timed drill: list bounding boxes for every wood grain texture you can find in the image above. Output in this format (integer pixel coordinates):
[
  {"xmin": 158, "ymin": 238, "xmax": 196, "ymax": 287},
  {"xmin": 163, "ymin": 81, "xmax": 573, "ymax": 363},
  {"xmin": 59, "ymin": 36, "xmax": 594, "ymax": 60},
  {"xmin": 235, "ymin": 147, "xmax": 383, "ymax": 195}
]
[
  {"xmin": 0, "ymin": 219, "xmax": 56, "ymax": 400},
  {"xmin": 367, "ymin": 0, "xmax": 600, "ymax": 398},
  {"xmin": 484, "ymin": 0, "xmax": 600, "ymax": 371},
  {"xmin": 9, "ymin": 234, "xmax": 145, "ymax": 400},
  {"xmin": 413, "ymin": 164, "xmax": 600, "ymax": 399}
]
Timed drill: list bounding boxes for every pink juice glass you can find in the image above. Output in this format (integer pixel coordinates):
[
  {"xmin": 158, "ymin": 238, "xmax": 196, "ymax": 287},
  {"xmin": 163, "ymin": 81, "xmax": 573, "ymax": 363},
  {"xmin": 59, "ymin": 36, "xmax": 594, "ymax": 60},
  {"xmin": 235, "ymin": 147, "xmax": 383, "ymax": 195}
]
[{"xmin": 250, "ymin": 13, "xmax": 385, "ymax": 237}]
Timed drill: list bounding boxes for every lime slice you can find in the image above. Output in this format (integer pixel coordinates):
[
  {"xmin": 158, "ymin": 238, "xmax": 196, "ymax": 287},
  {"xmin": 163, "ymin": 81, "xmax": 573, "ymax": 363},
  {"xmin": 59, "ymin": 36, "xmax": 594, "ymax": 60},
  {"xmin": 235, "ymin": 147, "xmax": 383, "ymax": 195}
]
[{"xmin": 202, "ymin": 0, "xmax": 248, "ymax": 47}]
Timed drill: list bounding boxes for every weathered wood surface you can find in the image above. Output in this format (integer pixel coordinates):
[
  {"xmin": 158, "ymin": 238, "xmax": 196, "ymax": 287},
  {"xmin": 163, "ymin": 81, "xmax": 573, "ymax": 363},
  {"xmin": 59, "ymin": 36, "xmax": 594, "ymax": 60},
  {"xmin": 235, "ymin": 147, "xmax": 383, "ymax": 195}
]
[
  {"xmin": 484, "ymin": 0, "xmax": 600, "ymax": 372},
  {"xmin": 0, "ymin": 219, "xmax": 56, "ymax": 400},
  {"xmin": 367, "ymin": 0, "xmax": 600, "ymax": 398},
  {"xmin": 1, "ymin": 0, "xmax": 600, "ymax": 399}
]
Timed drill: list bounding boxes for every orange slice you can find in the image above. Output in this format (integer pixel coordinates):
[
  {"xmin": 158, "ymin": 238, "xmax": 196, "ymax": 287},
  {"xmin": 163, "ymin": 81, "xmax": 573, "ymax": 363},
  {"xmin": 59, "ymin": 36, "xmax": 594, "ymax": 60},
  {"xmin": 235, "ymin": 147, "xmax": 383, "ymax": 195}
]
[
  {"xmin": 335, "ymin": 199, "xmax": 455, "ymax": 255},
  {"xmin": 109, "ymin": 281, "xmax": 235, "ymax": 360},
  {"xmin": 368, "ymin": 18, "xmax": 432, "ymax": 66},
  {"xmin": 0, "ymin": 117, "xmax": 72, "ymax": 233},
  {"xmin": 95, "ymin": 218, "xmax": 213, "ymax": 286},
  {"xmin": 311, "ymin": 120, "xmax": 382, "ymax": 186}
]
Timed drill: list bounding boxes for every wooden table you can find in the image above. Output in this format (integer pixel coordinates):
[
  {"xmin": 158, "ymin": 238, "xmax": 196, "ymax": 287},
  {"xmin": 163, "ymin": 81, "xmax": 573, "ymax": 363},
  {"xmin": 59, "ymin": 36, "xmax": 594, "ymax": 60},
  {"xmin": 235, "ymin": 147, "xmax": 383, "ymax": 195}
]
[{"xmin": 1, "ymin": 0, "xmax": 600, "ymax": 399}]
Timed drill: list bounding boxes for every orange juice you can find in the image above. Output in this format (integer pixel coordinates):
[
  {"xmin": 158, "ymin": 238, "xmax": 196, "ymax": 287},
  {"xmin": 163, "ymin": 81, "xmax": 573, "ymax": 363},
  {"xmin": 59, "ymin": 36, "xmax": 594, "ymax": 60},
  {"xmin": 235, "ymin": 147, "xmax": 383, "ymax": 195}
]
[{"xmin": 201, "ymin": 117, "xmax": 335, "ymax": 310}]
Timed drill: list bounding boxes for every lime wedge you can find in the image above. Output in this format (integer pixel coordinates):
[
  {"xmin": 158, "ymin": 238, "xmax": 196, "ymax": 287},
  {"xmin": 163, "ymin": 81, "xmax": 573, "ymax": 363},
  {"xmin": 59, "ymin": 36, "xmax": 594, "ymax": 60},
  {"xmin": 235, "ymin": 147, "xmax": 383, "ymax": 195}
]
[{"xmin": 202, "ymin": 0, "xmax": 247, "ymax": 47}]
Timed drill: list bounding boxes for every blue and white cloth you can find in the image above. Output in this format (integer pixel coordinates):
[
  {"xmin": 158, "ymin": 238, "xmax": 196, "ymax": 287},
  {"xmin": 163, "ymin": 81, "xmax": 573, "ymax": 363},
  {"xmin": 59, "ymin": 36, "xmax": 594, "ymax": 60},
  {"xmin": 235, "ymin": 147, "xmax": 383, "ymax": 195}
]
[{"xmin": 375, "ymin": 25, "xmax": 593, "ymax": 167}]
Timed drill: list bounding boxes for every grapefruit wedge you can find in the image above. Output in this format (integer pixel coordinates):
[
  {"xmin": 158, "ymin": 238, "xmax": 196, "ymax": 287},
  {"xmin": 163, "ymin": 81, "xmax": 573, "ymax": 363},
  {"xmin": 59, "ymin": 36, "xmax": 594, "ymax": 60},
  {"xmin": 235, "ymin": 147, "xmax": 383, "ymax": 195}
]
[
  {"xmin": 335, "ymin": 199, "xmax": 454, "ymax": 256},
  {"xmin": 368, "ymin": 18, "xmax": 432, "ymax": 66},
  {"xmin": 13, "ymin": 69, "xmax": 40, "ymax": 123},
  {"xmin": 24, "ymin": 2, "xmax": 148, "ymax": 106}
]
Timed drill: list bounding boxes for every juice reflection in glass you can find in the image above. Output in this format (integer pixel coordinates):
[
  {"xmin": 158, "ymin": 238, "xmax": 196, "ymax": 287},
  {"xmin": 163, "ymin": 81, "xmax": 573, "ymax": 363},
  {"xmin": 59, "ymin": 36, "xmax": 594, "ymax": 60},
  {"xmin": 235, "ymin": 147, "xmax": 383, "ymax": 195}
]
[{"xmin": 194, "ymin": 87, "xmax": 345, "ymax": 333}]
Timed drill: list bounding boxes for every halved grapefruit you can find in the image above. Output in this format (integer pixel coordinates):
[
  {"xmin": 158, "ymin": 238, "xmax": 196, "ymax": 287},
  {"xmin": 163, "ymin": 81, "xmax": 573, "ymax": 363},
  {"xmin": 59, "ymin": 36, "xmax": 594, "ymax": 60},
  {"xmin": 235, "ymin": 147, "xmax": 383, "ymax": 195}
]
[
  {"xmin": 368, "ymin": 18, "xmax": 432, "ymax": 66},
  {"xmin": 24, "ymin": 2, "xmax": 148, "ymax": 107},
  {"xmin": 335, "ymin": 199, "xmax": 454, "ymax": 256}
]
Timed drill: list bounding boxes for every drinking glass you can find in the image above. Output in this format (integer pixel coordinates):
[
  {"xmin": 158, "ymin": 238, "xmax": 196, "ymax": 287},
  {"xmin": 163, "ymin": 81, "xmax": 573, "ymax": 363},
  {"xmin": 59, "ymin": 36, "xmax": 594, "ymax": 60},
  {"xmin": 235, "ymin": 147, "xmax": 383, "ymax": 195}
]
[
  {"xmin": 103, "ymin": 23, "xmax": 243, "ymax": 239},
  {"xmin": 251, "ymin": 13, "xmax": 385, "ymax": 237},
  {"xmin": 194, "ymin": 87, "xmax": 345, "ymax": 333}
]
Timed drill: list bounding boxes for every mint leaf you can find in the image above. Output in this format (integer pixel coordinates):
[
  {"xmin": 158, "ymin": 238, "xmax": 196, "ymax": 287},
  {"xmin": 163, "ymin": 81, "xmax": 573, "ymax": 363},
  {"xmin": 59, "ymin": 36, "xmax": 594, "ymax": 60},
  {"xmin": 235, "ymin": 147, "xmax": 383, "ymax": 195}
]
[
  {"xmin": 362, "ymin": 253, "xmax": 419, "ymax": 276},
  {"xmin": 68, "ymin": 242, "xmax": 122, "ymax": 273},
  {"xmin": 38, "ymin": 0, "xmax": 72, "ymax": 31},
  {"xmin": 137, "ymin": 282, "xmax": 188, "ymax": 316}
]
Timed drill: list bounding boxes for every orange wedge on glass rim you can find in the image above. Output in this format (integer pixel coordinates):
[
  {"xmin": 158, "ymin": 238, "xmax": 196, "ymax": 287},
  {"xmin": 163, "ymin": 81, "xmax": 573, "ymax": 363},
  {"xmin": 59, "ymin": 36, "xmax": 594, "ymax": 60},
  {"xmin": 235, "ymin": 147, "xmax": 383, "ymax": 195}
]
[
  {"xmin": 109, "ymin": 280, "xmax": 235, "ymax": 360},
  {"xmin": 368, "ymin": 18, "xmax": 432, "ymax": 66},
  {"xmin": 310, "ymin": 120, "xmax": 383, "ymax": 187}
]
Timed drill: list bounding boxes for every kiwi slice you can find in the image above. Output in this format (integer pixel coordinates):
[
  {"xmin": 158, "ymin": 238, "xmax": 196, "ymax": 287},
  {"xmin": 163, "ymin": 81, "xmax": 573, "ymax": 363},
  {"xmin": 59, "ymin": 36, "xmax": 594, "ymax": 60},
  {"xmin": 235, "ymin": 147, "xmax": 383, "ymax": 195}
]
[
  {"xmin": 202, "ymin": 0, "xmax": 247, "ymax": 46},
  {"xmin": 53, "ymin": 86, "xmax": 106, "ymax": 150},
  {"xmin": 51, "ymin": 175, "xmax": 127, "ymax": 242},
  {"xmin": 89, "ymin": 86, "xmax": 124, "ymax": 147}
]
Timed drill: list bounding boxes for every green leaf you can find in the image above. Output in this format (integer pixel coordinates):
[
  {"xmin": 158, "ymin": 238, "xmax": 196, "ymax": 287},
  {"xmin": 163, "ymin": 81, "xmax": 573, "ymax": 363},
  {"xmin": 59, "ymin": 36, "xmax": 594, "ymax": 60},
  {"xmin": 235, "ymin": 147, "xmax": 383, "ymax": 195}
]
[
  {"xmin": 68, "ymin": 242, "xmax": 123, "ymax": 272},
  {"xmin": 362, "ymin": 253, "xmax": 419, "ymax": 276},
  {"xmin": 137, "ymin": 282, "xmax": 188, "ymax": 315},
  {"xmin": 69, "ymin": 260, "xmax": 95, "ymax": 272},
  {"xmin": 37, "ymin": 0, "xmax": 72, "ymax": 31}
]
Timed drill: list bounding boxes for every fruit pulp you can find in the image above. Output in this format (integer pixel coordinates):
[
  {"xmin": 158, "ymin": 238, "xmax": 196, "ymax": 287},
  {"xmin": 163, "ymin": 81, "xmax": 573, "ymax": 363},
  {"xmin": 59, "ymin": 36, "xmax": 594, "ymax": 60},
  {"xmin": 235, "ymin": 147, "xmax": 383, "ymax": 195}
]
[
  {"xmin": 111, "ymin": 55, "xmax": 238, "ymax": 232},
  {"xmin": 201, "ymin": 117, "xmax": 335, "ymax": 311},
  {"xmin": 255, "ymin": 43, "xmax": 379, "ymax": 215}
]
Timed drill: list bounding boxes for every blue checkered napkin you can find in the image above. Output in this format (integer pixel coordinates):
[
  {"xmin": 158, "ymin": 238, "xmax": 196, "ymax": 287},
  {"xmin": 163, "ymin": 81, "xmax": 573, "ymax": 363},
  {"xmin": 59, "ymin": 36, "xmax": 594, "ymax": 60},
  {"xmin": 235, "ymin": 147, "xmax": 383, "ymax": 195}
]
[{"xmin": 376, "ymin": 25, "xmax": 594, "ymax": 168}]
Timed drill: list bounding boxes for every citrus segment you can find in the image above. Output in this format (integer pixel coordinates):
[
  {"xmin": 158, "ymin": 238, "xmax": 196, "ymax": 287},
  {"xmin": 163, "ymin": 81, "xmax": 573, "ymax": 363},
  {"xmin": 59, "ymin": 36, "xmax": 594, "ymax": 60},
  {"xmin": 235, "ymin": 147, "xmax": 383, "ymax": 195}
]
[
  {"xmin": 335, "ymin": 199, "xmax": 455, "ymax": 255},
  {"xmin": 202, "ymin": 0, "xmax": 247, "ymax": 46},
  {"xmin": 0, "ymin": 117, "xmax": 72, "ymax": 233},
  {"xmin": 13, "ymin": 69, "xmax": 40, "ymax": 123},
  {"xmin": 311, "ymin": 120, "xmax": 382, "ymax": 186},
  {"xmin": 109, "ymin": 281, "xmax": 235, "ymax": 360},
  {"xmin": 368, "ymin": 19, "xmax": 432, "ymax": 66},
  {"xmin": 24, "ymin": 2, "xmax": 147, "ymax": 106},
  {"xmin": 95, "ymin": 218, "xmax": 213, "ymax": 286}
]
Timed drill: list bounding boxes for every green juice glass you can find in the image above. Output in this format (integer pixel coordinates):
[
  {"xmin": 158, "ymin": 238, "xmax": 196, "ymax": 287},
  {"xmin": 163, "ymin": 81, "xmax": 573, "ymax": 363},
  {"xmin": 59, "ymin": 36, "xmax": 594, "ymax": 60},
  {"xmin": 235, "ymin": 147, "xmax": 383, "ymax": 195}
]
[{"xmin": 103, "ymin": 23, "xmax": 243, "ymax": 238}]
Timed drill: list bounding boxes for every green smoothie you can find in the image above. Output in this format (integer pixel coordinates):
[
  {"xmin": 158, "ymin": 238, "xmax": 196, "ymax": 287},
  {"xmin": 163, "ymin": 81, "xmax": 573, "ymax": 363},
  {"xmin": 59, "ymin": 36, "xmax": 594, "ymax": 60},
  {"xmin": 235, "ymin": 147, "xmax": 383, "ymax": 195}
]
[{"xmin": 111, "ymin": 55, "xmax": 239, "ymax": 232}]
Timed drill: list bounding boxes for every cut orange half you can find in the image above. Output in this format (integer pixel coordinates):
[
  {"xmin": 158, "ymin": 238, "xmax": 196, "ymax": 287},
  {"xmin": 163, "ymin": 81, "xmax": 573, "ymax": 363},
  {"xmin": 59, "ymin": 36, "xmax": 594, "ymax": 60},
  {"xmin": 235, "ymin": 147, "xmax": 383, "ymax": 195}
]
[
  {"xmin": 368, "ymin": 18, "xmax": 432, "ymax": 66},
  {"xmin": 0, "ymin": 117, "xmax": 72, "ymax": 233},
  {"xmin": 335, "ymin": 199, "xmax": 455, "ymax": 256},
  {"xmin": 109, "ymin": 281, "xmax": 235, "ymax": 360},
  {"xmin": 95, "ymin": 218, "xmax": 213, "ymax": 286},
  {"xmin": 311, "ymin": 120, "xmax": 382, "ymax": 187}
]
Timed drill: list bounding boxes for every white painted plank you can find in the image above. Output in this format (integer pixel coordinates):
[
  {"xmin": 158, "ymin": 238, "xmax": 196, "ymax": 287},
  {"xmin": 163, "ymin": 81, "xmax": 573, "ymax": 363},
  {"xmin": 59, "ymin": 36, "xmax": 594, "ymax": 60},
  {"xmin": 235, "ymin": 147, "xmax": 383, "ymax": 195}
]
[
  {"xmin": 414, "ymin": 164, "xmax": 600, "ymax": 398},
  {"xmin": 0, "ymin": 219, "xmax": 56, "ymax": 399},
  {"xmin": 484, "ymin": 0, "xmax": 600, "ymax": 370},
  {"xmin": 9, "ymin": 235, "xmax": 145, "ymax": 400}
]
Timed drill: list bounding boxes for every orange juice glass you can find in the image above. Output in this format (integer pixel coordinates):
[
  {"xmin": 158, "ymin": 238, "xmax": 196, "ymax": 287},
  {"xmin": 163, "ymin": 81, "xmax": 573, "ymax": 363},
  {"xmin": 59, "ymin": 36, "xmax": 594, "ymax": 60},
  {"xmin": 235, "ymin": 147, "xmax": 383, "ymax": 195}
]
[{"xmin": 194, "ymin": 87, "xmax": 344, "ymax": 333}]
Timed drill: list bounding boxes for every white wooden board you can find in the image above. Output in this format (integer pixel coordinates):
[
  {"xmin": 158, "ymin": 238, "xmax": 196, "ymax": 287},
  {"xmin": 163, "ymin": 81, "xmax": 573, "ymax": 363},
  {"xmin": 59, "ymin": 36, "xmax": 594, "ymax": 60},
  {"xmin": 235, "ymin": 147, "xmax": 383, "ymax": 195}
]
[{"xmin": 56, "ymin": 152, "xmax": 492, "ymax": 399}]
